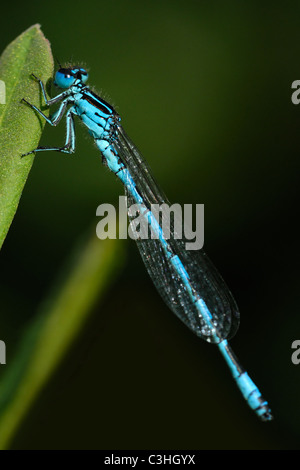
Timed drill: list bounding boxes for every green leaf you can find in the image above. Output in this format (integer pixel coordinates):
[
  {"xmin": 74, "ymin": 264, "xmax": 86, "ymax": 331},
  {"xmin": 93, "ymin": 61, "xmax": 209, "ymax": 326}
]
[
  {"xmin": 0, "ymin": 24, "xmax": 54, "ymax": 250},
  {"xmin": 0, "ymin": 229, "xmax": 126, "ymax": 449}
]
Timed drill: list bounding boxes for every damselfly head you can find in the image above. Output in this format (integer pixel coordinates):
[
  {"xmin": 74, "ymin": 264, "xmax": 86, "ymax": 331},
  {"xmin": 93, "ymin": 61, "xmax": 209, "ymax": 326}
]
[{"xmin": 54, "ymin": 67, "xmax": 89, "ymax": 88}]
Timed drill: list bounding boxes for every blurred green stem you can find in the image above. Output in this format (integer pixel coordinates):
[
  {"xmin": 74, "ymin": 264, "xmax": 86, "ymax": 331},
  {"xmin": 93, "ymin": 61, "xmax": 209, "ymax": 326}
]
[{"xmin": 0, "ymin": 230, "xmax": 125, "ymax": 449}]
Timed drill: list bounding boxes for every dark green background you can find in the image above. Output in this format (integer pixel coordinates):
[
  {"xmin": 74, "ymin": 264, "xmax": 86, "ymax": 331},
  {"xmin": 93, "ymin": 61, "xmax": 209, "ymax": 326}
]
[{"xmin": 0, "ymin": 0, "xmax": 299, "ymax": 449}]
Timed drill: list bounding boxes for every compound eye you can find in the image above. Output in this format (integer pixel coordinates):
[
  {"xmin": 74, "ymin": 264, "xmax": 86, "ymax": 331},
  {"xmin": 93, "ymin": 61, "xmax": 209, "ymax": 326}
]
[
  {"xmin": 73, "ymin": 68, "xmax": 88, "ymax": 83},
  {"xmin": 54, "ymin": 69, "xmax": 75, "ymax": 88},
  {"xmin": 81, "ymin": 70, "xmax": 89, "ymax": 84}
]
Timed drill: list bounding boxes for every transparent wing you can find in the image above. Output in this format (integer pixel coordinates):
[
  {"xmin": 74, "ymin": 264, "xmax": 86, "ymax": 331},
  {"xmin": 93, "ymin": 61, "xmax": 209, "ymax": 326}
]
[{"xmin": 113, "ymin": 125, "xmax": 240, "ymax": 343}]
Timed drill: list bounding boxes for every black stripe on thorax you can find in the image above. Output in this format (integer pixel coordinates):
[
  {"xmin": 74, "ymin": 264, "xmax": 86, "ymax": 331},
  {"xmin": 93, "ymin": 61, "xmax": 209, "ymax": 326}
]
[{"xmin": 82, "ymin": 90, "xmax": 116, "ymax": 115}]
